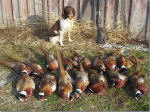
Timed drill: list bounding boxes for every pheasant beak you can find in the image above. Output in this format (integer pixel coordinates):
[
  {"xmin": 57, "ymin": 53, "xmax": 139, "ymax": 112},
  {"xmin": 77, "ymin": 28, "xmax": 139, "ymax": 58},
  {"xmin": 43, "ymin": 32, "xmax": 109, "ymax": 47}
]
[
  {"xmin": 23, "ymin": 97, "xmax": 27, "ymax": 102},
  {"xmin": 70, "ymin": 95, "xmax": 75, "ymax": 101},
  {"xmin": 41, "ymin": 96, "xmax": 47, "ymax": 101}
]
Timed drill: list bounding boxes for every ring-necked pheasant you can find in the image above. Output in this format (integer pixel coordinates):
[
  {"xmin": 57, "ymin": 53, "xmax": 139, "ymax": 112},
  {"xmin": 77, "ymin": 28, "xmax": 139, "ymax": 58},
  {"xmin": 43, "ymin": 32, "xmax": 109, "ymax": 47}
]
[
  {"xmin": 16, "ymin": 73, "xmax": 35, "ymax": 101},
  {"xmin": 117, "ymin": 55, "xmax": 133, "ymax": 73},
  {"xmin": 38, "ymin": 73, "xmax": 57, "ymax": 101},
  {"xmin": 56, "ymin": 48, "xmax": 74, "ymax": 101},
  {"xmin": 0, "ymin": 59, "xmax": 31, "ymax": 75},
  {"xmin": 93, "ymin": 57, "xmax": 106, "ymax": 72},
  {"xmin": 104, "ymin": 62, "xmax": 127, "ymax": 88},
  {"xmin": 129, "ymin": 55, "xmax": 147, "ymax": 101},
  {"xmin": 74, "ymin": 61, "xmax": 89, "ymax": 98},
  {"xmin": 61, "ymin": 52, "xmax": 74, "ymax": 71},
  {"xmin": 88, "ymin": 69, "xmax": 108, "ymax": 95},
  {"xmin": 40, "ymin": 48, "xmax": 58, "ymax": 72}
]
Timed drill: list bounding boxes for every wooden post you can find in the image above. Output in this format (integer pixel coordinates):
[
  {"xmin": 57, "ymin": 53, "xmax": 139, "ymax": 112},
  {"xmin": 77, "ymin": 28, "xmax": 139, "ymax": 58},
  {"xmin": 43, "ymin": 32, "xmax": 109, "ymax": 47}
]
[{"xmin": 96, "ymin": 0, "xmax": 105, "ymax": 44}]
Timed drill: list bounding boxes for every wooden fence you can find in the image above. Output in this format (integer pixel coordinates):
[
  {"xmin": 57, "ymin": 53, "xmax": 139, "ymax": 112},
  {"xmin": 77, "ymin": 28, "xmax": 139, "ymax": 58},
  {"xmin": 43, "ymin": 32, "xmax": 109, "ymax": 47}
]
[{"xmin": 0, "ymin": 0, "xmax": 149, "ymax": 41}]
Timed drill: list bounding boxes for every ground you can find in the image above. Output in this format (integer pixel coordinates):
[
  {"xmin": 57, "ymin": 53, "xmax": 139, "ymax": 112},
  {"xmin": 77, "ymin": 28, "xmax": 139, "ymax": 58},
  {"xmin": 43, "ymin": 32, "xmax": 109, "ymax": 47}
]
[{"xmin": 0, "ymin": 21, "xmax": 149, "ymax": 111}]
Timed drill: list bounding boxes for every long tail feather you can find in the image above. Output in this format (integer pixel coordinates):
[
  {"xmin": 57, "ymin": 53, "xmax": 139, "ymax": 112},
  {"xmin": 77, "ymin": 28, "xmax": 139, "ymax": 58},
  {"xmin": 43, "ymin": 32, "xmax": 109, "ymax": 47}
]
[
  {"xmin": 0, "ymin": 59, "xmax": 13, "ymax": 69},
  {"xmin": 56, "ymin": 48, "xmax": 65, "ymax": 74}
]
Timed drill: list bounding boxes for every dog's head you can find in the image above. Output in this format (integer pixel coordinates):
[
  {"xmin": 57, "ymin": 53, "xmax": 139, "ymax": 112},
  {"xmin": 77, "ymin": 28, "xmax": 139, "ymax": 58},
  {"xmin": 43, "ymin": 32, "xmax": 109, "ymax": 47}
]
[{"xmin": 62, "ymin": 6, "xmax": 76, "ymax": 20}]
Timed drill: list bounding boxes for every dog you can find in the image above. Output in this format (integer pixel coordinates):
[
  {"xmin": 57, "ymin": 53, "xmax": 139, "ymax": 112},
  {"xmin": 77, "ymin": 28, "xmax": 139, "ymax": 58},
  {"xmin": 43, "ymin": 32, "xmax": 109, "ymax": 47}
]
[{"xmin": 49, "ymin": 6, "xmax": 76, "ymax": 46}]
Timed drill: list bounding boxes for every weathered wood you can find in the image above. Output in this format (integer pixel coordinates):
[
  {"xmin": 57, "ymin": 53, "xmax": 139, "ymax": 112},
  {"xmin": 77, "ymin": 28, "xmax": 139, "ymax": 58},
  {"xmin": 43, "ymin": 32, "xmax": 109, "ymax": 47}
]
[
  {"xmin": 80, "ymin": 0, "xmax": 92, "ymax": 21},
  {"xmin": 105, "ymin": 0, "xmax": 116, "ymax": 29},
  {"xmin": 12, "ymin": 0, "xmax": 20, "ymax": 26},
  {"xmin": 130, "ymin": 0, "xmax": 148, "ymax": 38},
  {"xmin": 146, "ymin": 0, "xmax": 150, "ymax": 41},
  {"xmin": 51, "ymin": 0, "xmax": 59, "ymax": 16},
  {"xmin": 124, "ymin": 0, "xmax": 131, "ymax": 27},
  {"xmin": 4, "ymin": 0, "xmax": 14, "ymax": 26},
  {"xmin": 100, "ymin": 0, "xmax": 106, "ymax": 27},
  {"xmin": 42, "ymin": 0, "xmax": 48, "ymax": 21},
  {"xmin": 18, "ymin": 0, "xmax": 28, "ymax": 23},
  {"xmin": 0, "ymin": 0, "xmax": 4, "ymax": 25},
  {"xmin": 34, "ymin": 0, "xmax": 42, "ymax": 16},
  {"xmin": 1, "ymin": 0, "xmax": 7, "ymax": 26},
  {"xmin": 27, "ymin": 0, "xmax": 35, "ymax": 17}
]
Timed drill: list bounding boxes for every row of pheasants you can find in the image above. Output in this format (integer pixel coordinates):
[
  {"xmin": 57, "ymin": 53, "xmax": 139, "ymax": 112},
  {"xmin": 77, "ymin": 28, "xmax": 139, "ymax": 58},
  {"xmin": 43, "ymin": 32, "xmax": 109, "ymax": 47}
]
[{"xmin": 0, "ymin": 48, "xmax": 147, "ymax": 102}]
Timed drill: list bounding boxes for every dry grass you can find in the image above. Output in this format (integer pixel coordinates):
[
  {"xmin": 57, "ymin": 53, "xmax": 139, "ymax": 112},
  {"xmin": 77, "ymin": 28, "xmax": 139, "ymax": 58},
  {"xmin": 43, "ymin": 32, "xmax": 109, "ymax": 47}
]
[{"xmin": 0, "ymin": 18, "xmax": 149, "ymax": 111}]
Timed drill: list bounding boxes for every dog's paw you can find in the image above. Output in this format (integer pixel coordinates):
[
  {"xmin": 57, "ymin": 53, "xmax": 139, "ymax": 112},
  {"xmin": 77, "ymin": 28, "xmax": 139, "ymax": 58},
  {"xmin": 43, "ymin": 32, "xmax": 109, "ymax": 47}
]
[
  {"xmin": 69, "ymin": 38, "xmax": 73, "ymax": 42},
  {"xmin": 60, "ymin": 42, "xmax": 64, "ymax": 46}
]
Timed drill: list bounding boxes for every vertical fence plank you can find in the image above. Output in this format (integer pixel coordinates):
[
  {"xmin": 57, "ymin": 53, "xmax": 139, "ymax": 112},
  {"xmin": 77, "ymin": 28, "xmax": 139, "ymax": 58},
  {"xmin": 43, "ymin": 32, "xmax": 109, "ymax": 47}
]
[
  {"xmin": 0, "ymin": 0, "xmax": 4, "ymax": 25},
  {"xmin": 146, "ymin": 0, "xmax": 150, "ymax": 42},
  {"xmin": 124, "ymin": 0, "xmax": 131, "ymax": 27},
  {"xmin": 1, "ymin": 0, "xmax": 7, "ymax": 26},
  {"xmin": 43, "ymin": 0, "xmax": 48, "ymax": 22},
  {"xmin": 80, "ymin": 0, "xmax": 92, "ymax": 21},
  {"xmin": 18, "ymin": 0, "xmax": 28, "ymax": 24},
  {"xmin": 58, "ymin": 0, "xmax": 64, "ymax": 16},
  {"xmin": 50, "ymin": 0, "xmax": 59, "ymax": 17},
  {"xmin": 3, "ymin": 0, "xmax": 14, "ymax": 26},
  {"xmin": 27, "ymin": 0, "xmax": 35, "ymax": 17},
  {"xmin": 130, "ymin": 0, "xmax": 148, "ymax": 38},
  {"xmin": 34, "ymin": 0, "xmax": 42, "ymax": 16},
  {"xmin": 100, "ymin": 0, "xmax": 106, "ymax": 28},
  {"xmin": 105, "ymin": 0, "xmax": 116, "ymax": 29},
  {"xmin": 12, "ymin": 0, "xmax": 20, "ymax": 26}
]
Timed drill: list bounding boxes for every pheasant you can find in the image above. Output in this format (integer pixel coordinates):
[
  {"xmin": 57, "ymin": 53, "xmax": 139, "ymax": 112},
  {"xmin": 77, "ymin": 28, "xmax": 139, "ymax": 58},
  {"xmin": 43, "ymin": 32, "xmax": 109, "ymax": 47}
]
[
  {"xmin": 16, "ymin": 73, "xmax": 35, "ymax": 101},
  {"xmin": 56, "ymin": 48, "xmax": 74, "ymax": 101},
  {"xmin": 117, "ymin": 55, "xmax": 133, "ymax": 73},
  {"xmin": 40, "ymin": 48, "xmax": 58, "ymax": 72},
  {"xmin": 88, "ymin": 69, "xmax": 108, "ymax": 95},
  {"xmin": 93, "ymin": 57, "xmax": 106, "ymax": 72},
  {"xmin": 0, "ymin": 59, "xmax": 31, "ymax": 75},
  {"xmin": 129, "ymin": 71, "xmax": 147, "ymax": 101},
  {"xmin": 105, "ymin": 56, "xmax": 119, "ymax": 72},
  {"xmin": 38, "ymin": 74, "xmax": 57, "ymax": 101},
  {"xmin": 29, "ymin": 63, "xmax": 45, "ymax": 77},
  {"xmin": 61, "ymin": 52, "xmax": 74, "ymax": 71},
  {"xmin": 82, "ymin": 57, "xmax": 92, "ymax": 70},
  {"xmin": 72, "ymin": 51, "xmax": 91, "ymax": 69},
  {"xmin": 129, "ymin": 55, "xmax": 147, "ymax": 101},
  {"xmin": 74, "ymin": 61, "xmax": 89, "ymax": 98},
  {"xmin": 104, "ymin": 62, "xmax": 127, "ymax": 88}
]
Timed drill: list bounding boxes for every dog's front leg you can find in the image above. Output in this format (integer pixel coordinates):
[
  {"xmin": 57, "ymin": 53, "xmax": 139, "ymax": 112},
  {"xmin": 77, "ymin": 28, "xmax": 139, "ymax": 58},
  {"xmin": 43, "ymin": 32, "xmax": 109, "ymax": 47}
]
[
  {"xmin": 68, "ymin": 31, "xmax": 72, "ymax": 42},
  {"xmin": 59, "ymin": 31, "xmax": 64, "ymax": 46}
]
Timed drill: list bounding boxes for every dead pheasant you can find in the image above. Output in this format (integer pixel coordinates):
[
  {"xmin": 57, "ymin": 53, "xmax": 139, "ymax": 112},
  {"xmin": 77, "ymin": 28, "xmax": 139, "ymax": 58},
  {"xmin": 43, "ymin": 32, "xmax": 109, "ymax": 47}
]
[
  {"xmin": 61, "ymin": 52, "xmax": 74, "ymax": 71},
  {"xmin": 105, "ymin": 55, "xmax": 119, "ymax": 72},
  {"xmin": 56, "ymin": 48, "xmax": 74, "ymax": 101},
  {"xmin": 93, "ymin": 57, "xmax": 106, "ymax": 72},
  {"xmin": 38, "ymin": 73, "xmax": 57, "ymax": 101},
  {"xmin": 129, "ymin": 55, "xmax": 147, "ymax": 101},
  {"xmin": 28, "ymin": 62, "xmax": 45, "ymax": 77},
  {"xmin": 0, "ymin": 59, "xmax": 31, "ymax": 75},
  {"xmin": 40, "ymin": 48, "xmax": 58, "ymax": 71},
  {"xmin": 104, "ymin": 62, "xmax": 128, "ymax": 88},
  {"xmin": 117, "ymin": 55, "xmax": 133, "ymax": 73},
  {"xmin": 88, "ymin": 69, "xmax": 108, "ymax": 95},
  {"xmin": 16, "ymin": 73, "xmax": 35, "ymax": 101},
  {"xmin": 72, "ymin": 51, "xmax": 91, "ymax": 69},
  {"xmin": 74, "ymin": 61, "xmax": 89, "ymax": 98}
]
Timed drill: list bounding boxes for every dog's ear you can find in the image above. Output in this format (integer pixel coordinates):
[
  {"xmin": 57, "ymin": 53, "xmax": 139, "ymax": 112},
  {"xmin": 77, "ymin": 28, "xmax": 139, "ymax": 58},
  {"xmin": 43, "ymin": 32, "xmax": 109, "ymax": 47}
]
[{"xmin": 72, "ymin": 7, "xmax": 76, "ymax": 17}]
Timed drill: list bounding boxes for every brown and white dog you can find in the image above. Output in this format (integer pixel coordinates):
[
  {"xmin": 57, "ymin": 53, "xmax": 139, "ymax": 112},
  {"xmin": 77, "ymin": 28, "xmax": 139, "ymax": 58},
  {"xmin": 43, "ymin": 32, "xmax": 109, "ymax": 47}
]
[{"xmin": 49, "ymin": 6, "xmax": 76, "ymax": 46}]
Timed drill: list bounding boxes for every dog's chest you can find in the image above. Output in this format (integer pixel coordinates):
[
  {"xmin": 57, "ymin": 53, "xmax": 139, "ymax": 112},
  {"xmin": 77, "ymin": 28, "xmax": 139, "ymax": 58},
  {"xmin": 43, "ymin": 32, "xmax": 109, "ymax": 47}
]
[{"xmin": 60, "ymin": 19, "xmax": 73, "ymax": 32}]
